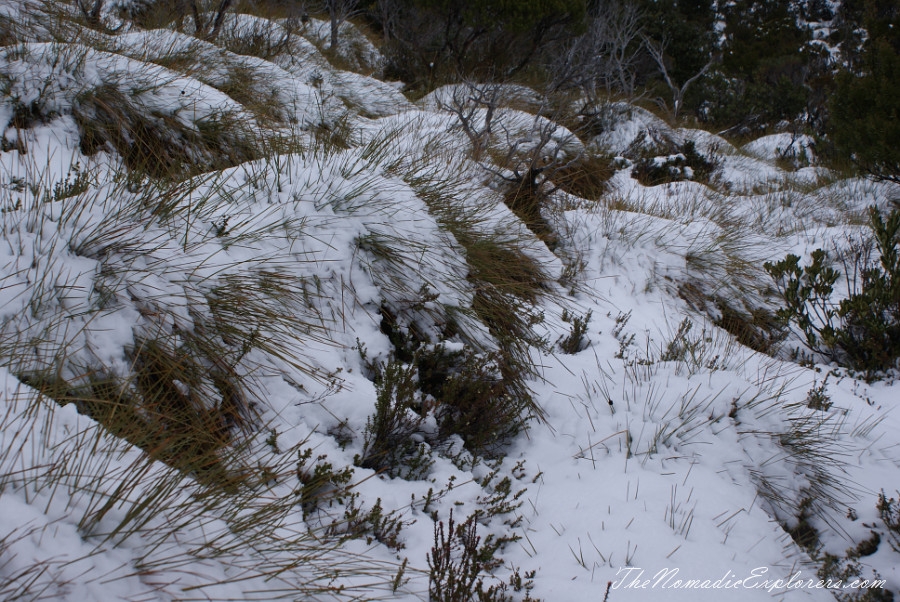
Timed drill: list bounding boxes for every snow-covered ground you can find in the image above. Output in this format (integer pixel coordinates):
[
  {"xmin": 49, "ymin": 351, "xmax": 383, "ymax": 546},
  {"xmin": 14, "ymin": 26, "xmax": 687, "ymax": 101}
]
[{"xmin": 1, "ymin": 2, "xmax": 898, "ymax": 601}]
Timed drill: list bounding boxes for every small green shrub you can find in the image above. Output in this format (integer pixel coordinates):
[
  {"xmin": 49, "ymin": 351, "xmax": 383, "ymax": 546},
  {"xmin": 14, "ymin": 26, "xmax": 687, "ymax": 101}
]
[
  {"xmin": 631, "ymin": 140, "xmax": 719, "ymax": 186},
  {"xmin": 805, "ymin": 376, "xmax": 833, "ymax": 411},
  {"xmin": 358, "ymin": 358, "xmax": 431, "ymax": 478},
  {"xmin": 297, "ymin": 448, "xmax": 355, "ymax": 518},
  {"xmin": 765, "ymin": 207, "xmax": 900, "ymax": 377},
  {"xmin": 420, "ymin": 346, "xmax": 534, "ymax": 457},
  {"xmin": 558, "ymin": 308, "xmax": 592, "ymax": 354},
  {"xmin": 427, "ymin": 510, "xmax": 539, "ymax": 602}
]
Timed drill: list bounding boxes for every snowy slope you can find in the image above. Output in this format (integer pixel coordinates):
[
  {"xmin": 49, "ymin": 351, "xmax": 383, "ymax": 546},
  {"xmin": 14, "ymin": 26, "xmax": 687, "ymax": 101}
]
[{"xmin": 1, "ymin": 3, "xmax": 899, "ymax": 601}]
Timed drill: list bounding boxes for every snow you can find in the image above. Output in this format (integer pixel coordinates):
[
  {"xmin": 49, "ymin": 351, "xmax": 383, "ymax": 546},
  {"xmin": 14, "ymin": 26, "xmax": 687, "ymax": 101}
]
[{"xmin": 1, "ymin": 5, "xmax": 899, "ymax": 601}]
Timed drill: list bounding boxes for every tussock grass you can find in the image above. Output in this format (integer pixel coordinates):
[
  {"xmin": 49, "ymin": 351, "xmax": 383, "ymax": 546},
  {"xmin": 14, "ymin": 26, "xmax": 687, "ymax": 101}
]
[
  {"xmin": 18, "ymin": 335, "xmax": 245, "ymax": 488},
  {"xmin": 549, "ymin": 153, "xmax": 615, "ymax": 201},
  {"xmin": 0, "ymin": 382, "xmax": 403, "ymax": 599},
  {"xmin": 73, "ymin": 84, "xmax": 260, "ymax": 179},
  {"xmin": 0, "ymin": 144, "xmax": 417, "ymax": 596},
  {"xmin": 502, "ymin": 181, "xmax": 557, "ymax": 249},
  {"xmin": 397, "ymin": 164, "xmax": 552, "ymax": 442},
  {"xmin": 214, "ymin": 64, "xmax": 287, "ymax": 123},
  {"xmin": 219, "ymin": 13, "xmax": 299, "ymax": 60}
]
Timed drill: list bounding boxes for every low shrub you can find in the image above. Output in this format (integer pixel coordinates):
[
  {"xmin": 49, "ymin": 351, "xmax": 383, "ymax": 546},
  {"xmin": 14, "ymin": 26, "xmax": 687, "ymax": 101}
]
[
  {"xmin": 420, "ymin": 346, "xmax": 534, "ymax": 457},
  {"xmin": 765, "ymin": 207, "xmax": 900, "ymax": 377},
  {"xmin": 427, "ymin": 510, "xmax": 539, "ymax": 602},
  {"xmin": 558, "ymin": 308, "xmax": 592, "ymax": 354},
  {"xmin": 357, "ymin": 358, "xmax": 432, "ymax": 478},
  {"xmin": 631, "ymin": 140, "xmax": 719, "ymax": 186}
]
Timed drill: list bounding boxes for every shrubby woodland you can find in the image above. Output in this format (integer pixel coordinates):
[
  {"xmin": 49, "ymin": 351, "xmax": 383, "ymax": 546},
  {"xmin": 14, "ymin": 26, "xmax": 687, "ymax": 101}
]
[{"xmin": 1, "ymin": 0, "xmax": 899, "ymax": 600}]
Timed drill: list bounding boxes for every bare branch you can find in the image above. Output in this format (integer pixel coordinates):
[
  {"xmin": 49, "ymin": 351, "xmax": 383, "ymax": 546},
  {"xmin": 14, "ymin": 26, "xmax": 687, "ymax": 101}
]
[
  {"xmin": 643, "ymin": 34, "xmax": 715, "ymax": 120},
  {"xmin": 445, "ymin": 82, "xmax": 502, "ymax": 159}
]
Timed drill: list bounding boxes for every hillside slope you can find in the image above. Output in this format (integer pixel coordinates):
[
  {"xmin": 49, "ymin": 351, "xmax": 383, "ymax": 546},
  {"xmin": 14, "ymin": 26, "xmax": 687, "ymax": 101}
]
[{"xmin": 1, "ymin": 2, "xmax": 899, "ymax": 600}]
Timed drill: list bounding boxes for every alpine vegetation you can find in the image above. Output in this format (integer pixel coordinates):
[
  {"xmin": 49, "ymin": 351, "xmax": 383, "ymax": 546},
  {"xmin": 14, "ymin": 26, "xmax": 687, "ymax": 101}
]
[{"xmin": 1, "ymin": 0, "xmax": 899, "ymax": 601}]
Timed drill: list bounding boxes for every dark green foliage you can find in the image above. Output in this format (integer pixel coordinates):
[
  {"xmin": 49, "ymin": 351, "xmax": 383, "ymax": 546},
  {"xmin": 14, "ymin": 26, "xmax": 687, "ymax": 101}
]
[
  {"xmin": 765, "ymin": 248, "xmax": 841, "ymax": 351},
  {"xmin": 787, "ymin": 497, "xmax": 820, "ymax": 550},
  {"xmin": 698, "ymin": 0, "xmax": 811, "ymax": 130},
  {"xmin": 631, "ymin": 140, "xmax": 719, "ymax": 186},
  {"xmin": 419, "ymin": 346, "xmax": 534, "ymax": 456},
  {"xmin": 358, "ymin": 358, "xmax": 431, "ymax": 477},
  {"xmin": 375, "ymin": 0, "xmax": 588, "ymax": 88},
  {"xmin": 805, "ymin": 377, "xmax": 833, "ymax": 411},
  {"xmin": 829, "ymin": 36, "xmax": 900, "ymax": 181},
  {"xmin": 558, "ymin": 308, "xmax": 592, "ymax": 354},
  {"xmin": 338, "ymin": 497, "xmax": 408, "ymax": 551},
  {"xmin": 638, "ymin": 0, "xmax": 718, "ymax": 116},
  {"xmin": 765, "ymin": 207, "xmax": 900, "ymax": 376},
  {"xmin": 297, "ymin": 448, "xmax": 356, "ymax": 518},
  {"xmin": 817, "ymin": 554, "xmax": 893, "ymax": 601}
]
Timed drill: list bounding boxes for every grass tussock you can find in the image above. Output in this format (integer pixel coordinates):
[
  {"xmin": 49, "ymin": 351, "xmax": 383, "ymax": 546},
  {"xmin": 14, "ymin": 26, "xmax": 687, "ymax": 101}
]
[
  {"xmin": 73, "ymin": 84, "xmax": 259, "ymax": 179},
  {"xmin": 402, "ymin": 176, "xmax": 551, "ymax": 443},
  {"xmin": 215, "ymin": 65, "xmax": 287, "ymax": 123},
  {"xmin": 219, "ymin": 14, "xmax": 299, "ymax": 60},
  {"xmin": 19, "ymin": 332, "xmax": 250, "ymax": 488},
  {"xmin": 549, "ymin": 153, "xmax": 615, "ymax": 201},
  {"xmin": 502, "ymin": 182, "xmax": 557, "ymax": 249}
]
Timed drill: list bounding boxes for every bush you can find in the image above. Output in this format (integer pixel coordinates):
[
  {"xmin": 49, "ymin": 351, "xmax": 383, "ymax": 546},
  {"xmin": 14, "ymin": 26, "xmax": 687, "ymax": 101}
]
[
  {"xmin": 419, "ymin": 346, "xmax": 535, "ymax": 457},
  {"xmin": 558, "ymin": 308, "xmax": 592, "ymax": 354},
  {"xmin": 358, "ymin": 358, "xmax": 431, "ymax": 478},
  {"xmin": 827, "ymin": 3, "xmax": 900, "ymax": 182},
  {"xmin": 765, "ymin": 207, "xmax": 900, "ymax": 377},
  {"xmin": 631, "ymin": 140, "xmax": 719, "ymax": 186},
  {"xmin": 427, "ymin": 510, "xmax": 539, "ymax": 602}
]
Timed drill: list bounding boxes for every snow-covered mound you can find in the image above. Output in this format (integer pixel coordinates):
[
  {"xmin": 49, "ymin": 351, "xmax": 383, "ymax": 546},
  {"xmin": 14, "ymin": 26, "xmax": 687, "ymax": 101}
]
[{"xmin": 1, "ymin": 3, "xmax": 899, "ymax": 601}]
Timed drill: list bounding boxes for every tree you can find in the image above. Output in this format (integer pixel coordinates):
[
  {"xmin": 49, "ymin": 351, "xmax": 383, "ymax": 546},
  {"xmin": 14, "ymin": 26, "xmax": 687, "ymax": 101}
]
[
  {"xmin": 643, "ymin": 34, "xmax": 714, "ymax": 119},
  {"xmin": 636, "ymin": 0, "xmax": 717, "ymax": 119},
  {"xmin": 713, "ymin": 0, "xmax": 811, "ymax": 128},
  {"xmin": 323, "ymin": 0, "xmax": 359, "ymax": 50},
  {"xmin": 555, "ymin": 0, "xmax": 643, "ymax": 98},
  {"xmin": 828, "ymin": 0, "xmax": 900, "ymax": 181},
  {"xmin": 374, "ymin": 0, "xmax": 588, "ymax": 87}
]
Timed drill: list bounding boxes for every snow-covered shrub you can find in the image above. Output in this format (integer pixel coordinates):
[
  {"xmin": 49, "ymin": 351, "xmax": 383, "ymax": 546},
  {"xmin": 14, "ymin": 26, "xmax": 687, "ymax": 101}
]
[{"xmin": 631, "ymin": 139, "xmax": 719, "ymax": 186}]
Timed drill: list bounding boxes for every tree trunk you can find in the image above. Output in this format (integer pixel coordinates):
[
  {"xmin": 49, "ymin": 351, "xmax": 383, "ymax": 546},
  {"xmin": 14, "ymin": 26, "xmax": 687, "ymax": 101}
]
[{"xmin": 330, "ymin": 6, "xmax": 339, "ymax": 49}]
